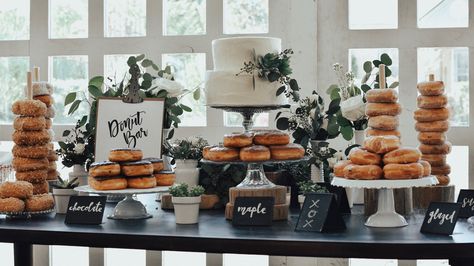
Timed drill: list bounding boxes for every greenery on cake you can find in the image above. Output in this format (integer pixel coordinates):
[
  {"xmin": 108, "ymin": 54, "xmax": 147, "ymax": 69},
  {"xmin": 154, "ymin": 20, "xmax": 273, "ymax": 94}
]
[
  {"xmin": 56, "ymin": 119, "xmax": 95, "ymax": 168},
  {"xmin": 169, "ymin": 183, "xmax": 205, "ymax": 197},
  {"xmin": 167, "ymin": 136, "xmax": 209, "ymax": 160},
  {"xmin": 237, "ymin": 49, "xmax": 300, "ymax": 102}
]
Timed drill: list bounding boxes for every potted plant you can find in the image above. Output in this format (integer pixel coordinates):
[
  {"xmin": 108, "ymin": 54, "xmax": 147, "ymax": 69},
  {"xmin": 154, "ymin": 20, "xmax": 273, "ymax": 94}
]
[
  {"xmin": 170, "ymin": 183, "xmax": 205, "ymax": 224},
  {"xmin": 51, "ymin": 176, "xmax": 79, "ymax": 214},
  {"xmin": 166, "ymin": 137, "xmax": 208, "ymax": 186},
  {"xmin": 297, "ymin": 180, "xmax": 328, "ymax": 208}
]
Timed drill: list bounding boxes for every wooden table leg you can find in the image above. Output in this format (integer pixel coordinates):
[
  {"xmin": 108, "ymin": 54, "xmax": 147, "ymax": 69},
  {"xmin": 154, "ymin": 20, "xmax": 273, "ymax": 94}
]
[
  {"xmin": 449, "ymin": 258, "xmax": 474, "ymax": 266},
  {"xmin": 14, "ymin": 243, "xmax": 32, "ymax": 266}
]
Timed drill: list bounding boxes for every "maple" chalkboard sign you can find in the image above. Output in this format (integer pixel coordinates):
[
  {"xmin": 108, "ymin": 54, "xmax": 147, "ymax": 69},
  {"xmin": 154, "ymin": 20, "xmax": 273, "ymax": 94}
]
[
  {"xmin": 65, "ymin": 196, "xmax": 107, "ymax": 225},
  {"xmin": 295, "ymin": 193, "xmax": 345, "ymax": 232},
  {"xmin": 232, "ymin": 197, "xmax": 274, "ymax": 226},
  {"xmin": 457, "ymin": 189, "xmax": 474, "ymax": 218},
  {"xmin": 420, "ymin": 202, "xmax": 461, "ymax": 235}
]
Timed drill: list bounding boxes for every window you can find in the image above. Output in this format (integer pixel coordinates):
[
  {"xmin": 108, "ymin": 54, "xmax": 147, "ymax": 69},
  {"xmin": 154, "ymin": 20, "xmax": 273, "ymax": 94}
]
[
  {"xmin": 163, "ymin": 0, "xmax": 206, "ymax": 36},
  {"xmin": 348, "ymin": 0, "xmax": 397, "ymax": 30},
  {"xmin": 104, "ymin": 54, "xmax": 134, "ymax": 83},
  {"xmin": 0, "ymin": 0, "xmax": 29, "ymax": 40},
  {"xmin": 0, "ymin": 57, "xmax": 29, "ymax": 123},
  {"xmin": 104, "ymin": 0, "xmax": 146, "ymax": 37},
  {"xmin": 223, "ymin": 0, "xmax": 269, "ymax": 34},
  {"xmin": 417, "ymin": 0, "xmax": 468, "ymax": 28},
  {"xmin": 49, "ymin": 0, "xmax": 88, "ymax": 39},
  {"xmin": 349, "ymin": 48, "xmax": 399, "ymax": 86}
]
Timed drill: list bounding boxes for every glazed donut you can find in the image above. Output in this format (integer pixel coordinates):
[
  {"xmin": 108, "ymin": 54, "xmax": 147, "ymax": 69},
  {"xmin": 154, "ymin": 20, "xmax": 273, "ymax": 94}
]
[
  {"xmin": 415, "ymin": 120, "xmax": 449, "ymax": 132},
  {"xmin": 363, "ymin": 135, "xmax": 401, "ymax": 154},
  {"xmin": 240, "ymin": 145, "xmax": 271, "ymax": 161},
  {"xmin": 366, "ymin": 128, "xmax": 401, "ymax": 138},
  {"xmin": 368, "ymin": 115, "xmax": 399, "ymax": 130},
  {"xmin": 45, "ymin": 106, "xmax": 56, "ymax": 119},
  {"xmin": 333, "ymin": 160, "xmax": 352, "ymax": 177},
  {"xmin": 12, "ymin": 130, "xmax": 51, "ymax": 146},
  {"xmin": 33, "ymin": 95, "xmax": 53, "ymax": 107},
  {"xmin": 121, "ymin": 160, "xmax": 154, "ymax": 177},
  {"xmin": 436, "ymin": 175, "xmax": 450, "ymax": 186},
  {"xmin": 13, "ymin": 116, "xmax": 46, "ymax": 131},
  {"xmin": 89, "ymin": 161, "xmax": 121, "ymax": 177},
  {"xmin": 417, "ymin": 95, "xmax": 448, "ymax": 109},
  {"xmin": 383, "ymin": 163, "xmax": 424, "ymax": 180},
  {"xmin": 12, "ymin": 99, "xmax": 47, "ymax": 117},
  {"xmin": 12, "ymin": 157, "xmax": 49, "ymax": 171},
  {"xmin": 108, "ymin": 148, "xmax": 143, "ymax": 162},
  {"xmin": 365, "ymin": 103, "xmax": 401, "ymax": 116},
  {"xmin": 419, "ymin": 160, "xmax": 432, "ymax": 177},
  {"xmin": 223, "ymin": 132, "xmax": 254, "ymax": 148},
  {"xmin": 16, "ymin": 170, "xmax": 47, "ymax": 183},
  {"xmin": 143, "ymin": 157, "xmax": 164, "ymax": 173},
  {"xmin": 0, "ymin": 181, "xmax": 33, "ymax": 199},
  {"xmin": 88, "ymin": 176, "xmax": 128, "ymax": 190},
  {"xmin": 366, "ymin": 89, "xmax": 398, "ymax": 103},
  {"xmin": 383, "ymin": 148, "xmax": 421, "ymax": 164},
  {"xmin": 343, "ymin": 164, "xmax": 383, "ymax": 180},
  {"xmin": 348, "ymin": 148, "xmax": 381, "ymax": 165},
  {"xmin": 253, "ymin": 131, "xmax": 290, "ymax": 146},
  {"xmin": 0, "ymin": 198, "xmax": 25, "ymax": 212},
  {"xmin": 421, "ymin": 154, "xmax": 447, "ymax": 167},
  {"xmin": 127, "ymin": 175, "xmax": 156, "ymax": 189},
  {"xmin": 202, "ymin": 145, "xmax": 217, "ymax": 160},
  {"xmin": 269, "ymin": 143, "xmax": 305, "ymax": 160},
  {"xmin": 45, "ymin": 118, "xmax": 52, "ymax": 129},
  {"xmin": 48, "ymin": 161, "xmax": 57, "ymax": 171},
  {"xmin": 32, "ymin": 82, "xmax": 53, "ymax": 96},
  {"xmin": 47, "ymin": 149, "xmax": 58, "ymax": 161},
  {"xmin": 418, "ymin": 142, "xmax": 452, "ymax": 154},
  {"xmin": 32, "ymin": 181, "xmax": 49, "ymax": 195},
  {"xmin": 206, "ymin": 146, "xmax": 239, "ymax": 161},
  {"xmin": 25, "ymin": 194, "xmax": 55, "ymax": 212},
  {"xmin": 431, "ymin": 164, "xmax": 451, "ymax": 175},
  {"xmin": 418, "ymin": 132, "xmax": 446, "ymax": 145},
  {"xmin": 154, "ymin": 171, "xmax": 176, "ymax": 186},
  {"xmin": 12, "ymin": 144, "xmax": 49, "ymax": 158},
  {"xmin": 414, "ymin": 108, "xmax": 449, "ymax": 122},
  {"xmin": 417, "ymin": 81, "xmax": 445, "ymax": 96},
  {"xmin": 47, "ymin": 170, "xmax": 59, "ymax": 180}
]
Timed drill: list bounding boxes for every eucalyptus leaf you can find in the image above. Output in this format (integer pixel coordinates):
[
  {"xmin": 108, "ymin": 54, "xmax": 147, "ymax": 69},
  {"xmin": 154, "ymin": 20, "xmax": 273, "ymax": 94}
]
[
  {"xmin": 180, "ymin": 104, "xmax": 192, "ymax": 112},
  {"xmin": 136, "ymin": 54, "xmax": 145, "ymax": 61},
  {"xmin": 276, "ymin": 117, "xmax": 289, "ymax": 130},
  {"xmin": 89, "ymin": 76, "xmax": 104, "ymax": 89},
  {"xmin": 289, "ymin": 79, "xmax": 299, "ymax": 91},
  {"xmin": 88, "ymin": 85, "xmax": 103, "ymax": 98},
  {"xmin": 141, "ymin": 59, "xmax": 153, "ymax": 67},
  {"xmin": 372, "ymin": 60, "xmax": 382, "ymax": 67},
  {"xmin": 330, "ymin": 88, "xmax": 341, "ymax": 100},
  {"xmin": 78, "ymin": 116, "xmax": 87, "ymax": 127},
  {"xmin": 327, "ymin": 98, "xmax": 341, "ymax": 115},
  {"xmin": 64, "ymin": 92, "xmax": 76, "ymax": 106},
  {"xmin": 193, "ymin": 88, "xmax": 201, "ymax": 100},
  {"xmin": 340, "ymin": 126, "xmax": 354, "ymax": 141},
  {"xmin": 389, "ymin": 81, "xmax": 399, "ymax": 88},
  {"xmin": 166, "ymin": 128, "xmax": 175, "ymax": 140},
  {"xmin": 164, "ymin": 66, "xmax": 172, "ymax": 74},
  {"xmin": 167, "ymin": 97, "xmax": 178, "ymax": 105},
  {"xmin": 141, "ymin": 80, "xmax": 152, "ymax": 90},
  {"xmin": 127, "ymin": 56, "xmax": 136, "ymax": 67},
  {"xmin": 380, "ymin": 53, "xmax": 392, "ymax": 66},
  {"xmin": 361, "ymin": 84, "xmax": 371, "ymax": 93},
  {"xmin": 276, "ymin": 86, "xmax": 286, "ymax": 96},
  {"xmin": 327, "ymin": 120, "xmax": 340, "ymax": 136},
  {"xmin": 363, "ymin": 61, "xmax": 373, "ymax": 73},
  {"xmin": 58, "ymin": 141, "xmax": 68, "ymax": 150},
  {"xmin": 68, "ymin": 100, "xmax": 81, "ymax": 115},
  {"xmin": 326, "ymin": 84, "xmax": 339, "ymax": 94},
  {"xmin": 143, "ymin": 73, "xmax": 153, "ymax": 81},
  {"xmin": 62, "ymin": 130, "xmax": 71, "ymax": 137}
]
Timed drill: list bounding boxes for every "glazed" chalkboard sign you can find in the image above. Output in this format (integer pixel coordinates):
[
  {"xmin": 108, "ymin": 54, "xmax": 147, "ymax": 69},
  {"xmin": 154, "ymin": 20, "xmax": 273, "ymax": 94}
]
[
  {"xmin": 95, "ymin": 98, "xmax": 165, "ymax": 161},
  {"xmin": 232, "ymin": 197, "xmax": 274, "ymax": 226},
  {"xmin": 295, "ymin": 193, "xmax": 345, "ymax": 232},
  {"xmin": 65, "ymin": 196, "xmax": 107, "ymax": 225},
  {"xmin": 457, "ymin": 189, "xmax": 474, "ymax": 218},
  {"xmin": 420, "ymin": 202, "xmax": 461, "ymax": 235}
]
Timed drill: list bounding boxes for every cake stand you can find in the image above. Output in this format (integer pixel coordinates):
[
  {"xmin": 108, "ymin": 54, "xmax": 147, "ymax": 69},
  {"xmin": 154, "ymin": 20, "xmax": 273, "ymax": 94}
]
[
  {"xmin": 332, "ymin": 176, "xmax": 438, "ymax": 228},
  {"xmin": 75, "ymin": 186, "xmax": 169, "ymax": 220},
  {"xmin": 0, "ymin": 209, "xmax": 54, "ymax": 219}
]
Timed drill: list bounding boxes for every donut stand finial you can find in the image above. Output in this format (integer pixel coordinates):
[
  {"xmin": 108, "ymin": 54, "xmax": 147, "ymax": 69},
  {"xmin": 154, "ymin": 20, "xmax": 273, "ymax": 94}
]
[
  {"xmin": 34, "ymin": 66, "xmax": 40, "ymax": 82},
  {"xmin": 122, "ymin": 64, "xmax": 144, "ymax": 103},
  {"xmin": 428, "ymin": 74, "xmax": 435, "ymax": 81},
  {"xmin": 379, "ymin": 63, "xmax": 386, "ymax": 89},
  {"xmin": 26, "ymin": 71, "xmax": 32, "ymax": 100}
]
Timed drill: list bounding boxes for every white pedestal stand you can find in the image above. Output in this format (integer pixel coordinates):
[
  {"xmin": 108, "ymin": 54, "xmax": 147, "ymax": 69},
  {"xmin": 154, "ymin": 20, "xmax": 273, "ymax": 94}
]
[{"xmin": 332, "ymin": 176, "xmax": 438, "ymax": 228}]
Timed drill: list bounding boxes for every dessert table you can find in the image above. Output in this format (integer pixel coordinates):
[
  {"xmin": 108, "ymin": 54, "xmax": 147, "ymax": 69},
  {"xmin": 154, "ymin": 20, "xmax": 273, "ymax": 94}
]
[{"xmin": 1, "ymin": 195, "xmax": 474, "ymax": 266}]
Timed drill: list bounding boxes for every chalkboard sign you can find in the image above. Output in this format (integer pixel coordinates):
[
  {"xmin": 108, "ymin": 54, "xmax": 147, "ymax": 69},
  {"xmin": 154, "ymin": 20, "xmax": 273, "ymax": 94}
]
[
  {"xmin": 295, "ymin": 193, "xmax": 345, "ymax": 232},
  {"xmin": 232, "ymin": 197, "xmax": 274, "ymax": 226},
  {"xmin": 420, "ymin": 202, "xmax": 461, "ymax": 235},
  {"xmin": 95, "ymin": 97, "xmax": 165, "ymax": 161},
  {"xmin": 317, "ymin": 182, "xmax": 351, "ymax": 214},
  {"xmin": 65, "ymin": 196, "xmax": 107, "ymax": 225},
  {"xmin": 457, "ymin": 189, "xmax": 474, "ymax": 218}
]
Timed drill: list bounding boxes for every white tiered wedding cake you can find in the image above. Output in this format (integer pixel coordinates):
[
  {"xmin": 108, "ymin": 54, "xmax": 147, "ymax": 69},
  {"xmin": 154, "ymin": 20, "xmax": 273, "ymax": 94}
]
[{"xmin": 205, "ymin": 37, "xmax": 289, "ymax": 106}]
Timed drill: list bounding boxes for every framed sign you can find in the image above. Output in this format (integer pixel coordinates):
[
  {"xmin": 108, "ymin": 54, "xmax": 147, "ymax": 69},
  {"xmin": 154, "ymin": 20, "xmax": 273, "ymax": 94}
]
[
  {"xmin": 456, "ymin": 189, "xmax": 474, "ymax": 218},
  {"xmin": 232, "ymin": 197, "xmax": 274, "ymax": 226},
  {"xmin": 420, "ymin": 202, "xmax": 461, "ymax": 235},
  {"xmin": 65, "ymin": 196, "xmax": 107, "ymax": 225},
  {"xmin": 95, "ymin": 97, "xmax": 165, "ymax": 161},
  {"xmin": 295, "ymin": 193, "xmax": 345, "ymax": 232}
]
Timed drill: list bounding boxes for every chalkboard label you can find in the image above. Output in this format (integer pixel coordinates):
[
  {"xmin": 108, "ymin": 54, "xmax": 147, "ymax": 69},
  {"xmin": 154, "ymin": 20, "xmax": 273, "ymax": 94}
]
[
  {"xmin": 317, "ymin": 182, "xmax": 351, "ymax": 214},
  {"xmin": 65, "ymin": 196, "xmax": 107, "ymax": 225},
  {"xmin": 420, "ymin": 202, "xmax": 461, "ymax": 235},
  {"xmin": 295, "ymin": 193, "xmax": 345, "ymax": 232},
  {"xmin": 232, "ymin": 197, "xmax": 274, "ymax": 226},
  {"xmin": 457, "ymin": 189, "xmax": 474, "ymax": 218}
]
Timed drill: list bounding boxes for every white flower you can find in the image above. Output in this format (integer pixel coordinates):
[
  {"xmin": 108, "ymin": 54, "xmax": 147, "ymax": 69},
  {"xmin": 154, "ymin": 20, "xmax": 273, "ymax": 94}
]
[
  {"xmin": 334, "ymin": 151, "xmax": 345, "ymax": 161},
  {"xmin": 308, "ymin": 94, "xmax": 319, "ymax": 104},
  {"xmin": 74, "ymin": 144, "xmax": 85, "ymax": 154},
  {"xmin": 340, "ymin": 94, "xmax": 366, "ymax": 121},
  {"xmin": 152, "ymin": 77, "xmax": 184, "ymax": 98},
  {"xmin": 327, "ymin": 157, "xmax": 337, "ymax": 169}
]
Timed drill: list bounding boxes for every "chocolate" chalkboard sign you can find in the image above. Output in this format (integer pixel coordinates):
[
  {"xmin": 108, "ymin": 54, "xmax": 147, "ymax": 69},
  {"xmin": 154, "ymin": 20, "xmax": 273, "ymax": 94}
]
[
  {"xmin": 232, "ymin": 197, "xmax": 274, "ymax": 226},
  {"xmin": 65, "ymin": 196, "xmax": 107, "ymax": 225},
  {"xmin": 295, "ymin": 193, "xmax": 345, "ymax": 232},
  {"xmin": 457, "ymin": 189, "xmax": 474, "ymax": 218},
  {"xmin": 420, "ymin": 202, "xmax": 461, "ymax": 235}
]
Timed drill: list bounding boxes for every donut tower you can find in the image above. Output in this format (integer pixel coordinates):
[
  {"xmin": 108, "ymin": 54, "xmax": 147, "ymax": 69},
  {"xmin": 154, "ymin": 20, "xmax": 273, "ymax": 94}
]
[
  {"xmin": 11, "ymin": 71, "xmax": 52, "ymax": 195},
  {"xmin": 415, "ymin": 74, "xmax": 451, "ymax": 186}
]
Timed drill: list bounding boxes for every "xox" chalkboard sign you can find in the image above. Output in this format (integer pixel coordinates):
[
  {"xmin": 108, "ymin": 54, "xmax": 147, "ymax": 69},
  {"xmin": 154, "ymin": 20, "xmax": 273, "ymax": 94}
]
[
  {"xmin": 420, "ymin": 202, "xmax": 461, "ymax": 235},
  {"xmin": 295, "ymin": 193, "xmax": 345, "ymax": 232},
  {"xmin": 232, "ymin": 197, "xmax": 274, "ymax": 226},
  {"xmin": 457, "ymin": 189, "xmax": 474, "ymax": 218},
  {"xmin": 65, "ymin": 196, "xmax": 107, "ymax": 225}
]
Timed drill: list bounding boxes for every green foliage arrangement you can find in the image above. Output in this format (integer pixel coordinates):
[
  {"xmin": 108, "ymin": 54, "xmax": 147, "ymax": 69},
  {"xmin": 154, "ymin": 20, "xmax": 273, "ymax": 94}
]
[
  {"xmin": 56, "ymin": 118, "xmax": 95, "ymax": 168},
  {"xmin": 200, "ymin": 163, "xmax": 247, "ymax": 207},
  {"xmin": 51, "ymin": 176, "xmax": 80, "ymax": 189},
  {"xmin": 297, "ymin": 180, "xmax": 328, "ymax": 195},
  {"xmin": 167, "ymin": 136, "xmax": 209, "ymax": 160},
  {"xmin": 169, "ymin": 183, "xmax": 205, "ymax": 197}
]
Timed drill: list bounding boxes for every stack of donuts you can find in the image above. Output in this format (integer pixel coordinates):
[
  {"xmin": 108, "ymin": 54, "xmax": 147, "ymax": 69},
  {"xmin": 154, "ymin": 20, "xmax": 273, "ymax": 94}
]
[
  {"xmin": 0, "ymin": 181, "xmax": 54, "ymax": 213},
  {"xmin": 88, "ymin": 148, "xmax": 172, "ymax": 190},
  {"xmin": 415, "ymin": 75, "xmax": 451, "ymax": 186},
  {"xmin": 202, "ymin": 130, "xmax": 305, "ymax": 162}
]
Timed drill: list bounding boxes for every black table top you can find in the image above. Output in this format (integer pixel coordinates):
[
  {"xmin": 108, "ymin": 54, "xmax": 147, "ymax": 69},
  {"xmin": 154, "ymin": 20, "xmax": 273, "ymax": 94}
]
[{"xmin": 1, "ymin": 195, "xmax": 474, "ymax": 260}]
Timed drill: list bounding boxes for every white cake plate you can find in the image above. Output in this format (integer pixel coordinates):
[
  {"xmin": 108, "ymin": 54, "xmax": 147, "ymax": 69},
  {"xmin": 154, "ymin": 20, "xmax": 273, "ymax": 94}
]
[
  {"xmin": 75, "ymin": 186, "xmax": 169, "ymax": 220},
  {"xmin": 332, "ymin": 176, "xmax": 438, "ymax": 228}
]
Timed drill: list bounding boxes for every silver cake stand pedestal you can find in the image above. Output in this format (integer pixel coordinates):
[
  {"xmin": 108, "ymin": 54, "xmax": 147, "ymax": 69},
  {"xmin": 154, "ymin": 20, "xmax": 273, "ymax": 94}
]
[{"xmin": 75, "ymin": 186, "xmax": 169, "ymax": 220}]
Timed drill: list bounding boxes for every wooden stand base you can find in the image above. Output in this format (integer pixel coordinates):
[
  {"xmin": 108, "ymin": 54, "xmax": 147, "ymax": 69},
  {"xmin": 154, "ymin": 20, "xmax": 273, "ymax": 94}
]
[
  {"xmin": 412, "ymin": 185, "xmax": 455, "ymax": 210},
  {"xmin": 161, "ymin": 194, "xmax": 220, "ymax": 210},
  {"xmin": 225, "ymin": 202, "xmax": 289, "ymax": 221}
]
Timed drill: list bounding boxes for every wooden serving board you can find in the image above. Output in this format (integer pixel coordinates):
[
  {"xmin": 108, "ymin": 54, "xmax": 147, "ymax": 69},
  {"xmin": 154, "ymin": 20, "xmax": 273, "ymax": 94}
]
[
  {"xmin": 412, "ymin": 185, "xmax": 455, "ymax": 210},
  {"xmin": 161, "ymin": 194, "xmax": 220, "ymax": 210},
  {"xmin": 225, "ymin": 202, "xmax": 289, "ymax": 221},
  {"xmin": 228, "ymin": 185, "xmax": 287, "ymax": 205}
]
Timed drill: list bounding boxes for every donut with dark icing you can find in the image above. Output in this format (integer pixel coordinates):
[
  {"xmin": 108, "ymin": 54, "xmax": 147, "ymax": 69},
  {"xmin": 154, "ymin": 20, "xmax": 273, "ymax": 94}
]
[
  {"xmin": 89, "ymin": 161, "xmax": 120, "ymax": 177},
  {"xmin": 121, "ymin": 160, "xmax": 153, "ymax": 177}
]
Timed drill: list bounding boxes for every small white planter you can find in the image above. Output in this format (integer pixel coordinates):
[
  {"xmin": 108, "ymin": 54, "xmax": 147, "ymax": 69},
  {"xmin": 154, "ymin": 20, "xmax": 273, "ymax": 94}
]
[
  {"xmin": 174, "ymin": 159, "xmax": 199, "ymax": 186},
  {"xmin": 298, "ymin": 195, "xmax": 306, "ymax": 209},
  {"xmin": 69, "ymin": 164, "xmax": 88, "ymax": 187},
  {"xmin": 172, "ymin": 196, "xmax": 201, "ymax": 224},
  {"xmin": 53, "ymin": 188, "xmax": 78, "ymax": 214}
]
